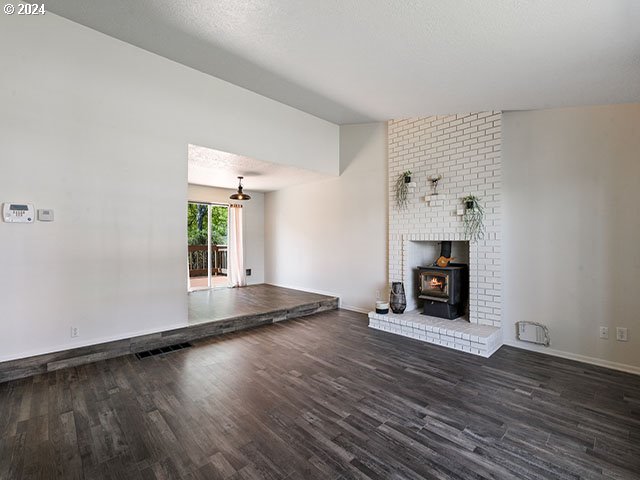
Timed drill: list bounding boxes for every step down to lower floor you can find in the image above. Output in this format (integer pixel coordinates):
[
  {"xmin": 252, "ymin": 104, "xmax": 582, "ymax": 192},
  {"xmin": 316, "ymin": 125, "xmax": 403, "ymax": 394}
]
[{"xmin": 0, "ymin": 293, "xmax": 339, "ymax": 383}]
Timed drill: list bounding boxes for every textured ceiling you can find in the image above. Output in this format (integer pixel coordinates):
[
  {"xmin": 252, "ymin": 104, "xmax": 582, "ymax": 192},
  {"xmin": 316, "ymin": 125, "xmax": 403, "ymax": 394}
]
[
  {"xmin": 49, "ymin": 0, "xmax": 640, "ymax": 124},
  {"xmin": 188, "ymin": 145, "xmax": 331, "ymax": 192}
]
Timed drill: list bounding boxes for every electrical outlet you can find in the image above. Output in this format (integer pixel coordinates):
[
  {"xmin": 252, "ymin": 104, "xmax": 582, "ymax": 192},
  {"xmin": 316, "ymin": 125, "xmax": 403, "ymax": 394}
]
[
  {"xmin": 616, "ymin": 327, "xmax": 628, "ymax": 342},
  {"xmin": 599, "ymin": 327, "xmax": 609, "ymax": 339},
  {"xmin": 71, "ymin": 326, "xmax": 79, "ymax": 338}
]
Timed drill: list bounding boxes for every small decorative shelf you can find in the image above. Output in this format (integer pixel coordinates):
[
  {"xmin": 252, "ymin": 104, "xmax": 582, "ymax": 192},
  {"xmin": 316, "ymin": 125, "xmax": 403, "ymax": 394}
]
[{"xmin": 424, "ymin": 193, "xmax": 446, "ymax": 206}]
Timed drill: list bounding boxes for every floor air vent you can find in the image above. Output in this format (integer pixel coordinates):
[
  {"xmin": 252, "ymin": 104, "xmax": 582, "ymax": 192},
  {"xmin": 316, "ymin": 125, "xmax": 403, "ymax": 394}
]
[{"xmin": 135, "ymin": 342, "xmax": 192, "ymax": 359}]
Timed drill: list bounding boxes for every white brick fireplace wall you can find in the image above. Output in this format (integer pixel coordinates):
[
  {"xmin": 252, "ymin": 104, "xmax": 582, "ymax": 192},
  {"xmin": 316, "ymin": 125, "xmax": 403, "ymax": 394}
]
[{"xmin": 388, "ymin": 112, "xmax": 502, "ymax": 327}]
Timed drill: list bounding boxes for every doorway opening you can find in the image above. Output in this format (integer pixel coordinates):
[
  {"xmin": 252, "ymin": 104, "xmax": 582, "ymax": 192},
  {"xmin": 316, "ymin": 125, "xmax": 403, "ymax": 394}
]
[{"xmin": 187, "ymin": 202, "xmax": 229, "ymax": 291}]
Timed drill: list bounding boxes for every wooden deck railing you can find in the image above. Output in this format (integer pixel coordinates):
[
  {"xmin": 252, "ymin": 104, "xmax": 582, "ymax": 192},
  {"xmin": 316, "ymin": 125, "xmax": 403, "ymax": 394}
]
[{"xmin": 188, "ymin": 245, "xmax": 227, "ymax": 277}]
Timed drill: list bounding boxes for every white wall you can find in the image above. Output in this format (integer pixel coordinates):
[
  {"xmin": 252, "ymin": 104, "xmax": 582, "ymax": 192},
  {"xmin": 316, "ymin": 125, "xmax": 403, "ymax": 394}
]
[
  {"xmin": 265, "ymin": 123, "xmax": 388, "ymax": 312},
  {"xmin": 0, "ymin": 13, "xmax": 338, "ymax": 362},
  {"xmin": 187, "ymin": 184, "xmax": 265, "ymax": 285},
  {"xmin": 503, "ymin": 103, "xmax": 640, "ymax": 371}
]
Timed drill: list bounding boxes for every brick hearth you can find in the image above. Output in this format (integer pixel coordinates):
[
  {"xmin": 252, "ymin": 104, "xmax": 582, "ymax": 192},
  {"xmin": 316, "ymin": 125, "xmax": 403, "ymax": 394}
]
[{"xmin": 368, "ymin": 310, "xmax": 502, "ymax": 357}]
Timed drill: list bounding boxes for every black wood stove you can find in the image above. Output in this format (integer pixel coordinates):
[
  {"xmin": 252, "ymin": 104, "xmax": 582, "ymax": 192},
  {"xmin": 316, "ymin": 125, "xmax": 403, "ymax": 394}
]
[{"xmin": 417, "ymin": 242, "xmax": 468, "ymax": 320}]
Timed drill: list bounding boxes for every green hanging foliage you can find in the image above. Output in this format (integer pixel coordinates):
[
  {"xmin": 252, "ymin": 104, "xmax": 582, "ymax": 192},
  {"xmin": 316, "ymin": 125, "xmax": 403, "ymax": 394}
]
[
  {"xmin": 395, "ymin": 171, "xmax": 412, "ymax": 209},
  {"xmin": 462, "ymin": 195, "xmax": 485, "ymax": 243}
]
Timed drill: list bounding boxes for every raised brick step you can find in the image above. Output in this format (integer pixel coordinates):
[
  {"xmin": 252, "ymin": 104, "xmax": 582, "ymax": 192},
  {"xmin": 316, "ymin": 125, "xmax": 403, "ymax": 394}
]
[{"xmin": 368, "ymin": 310, "xmax": 502, "ymax": 357}]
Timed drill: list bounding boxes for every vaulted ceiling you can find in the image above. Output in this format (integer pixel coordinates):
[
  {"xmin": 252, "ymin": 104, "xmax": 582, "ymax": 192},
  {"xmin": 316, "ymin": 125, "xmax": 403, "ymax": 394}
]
[{"xmin": 49, "ymin": 0, "xmax": 640, "ymax": 124}]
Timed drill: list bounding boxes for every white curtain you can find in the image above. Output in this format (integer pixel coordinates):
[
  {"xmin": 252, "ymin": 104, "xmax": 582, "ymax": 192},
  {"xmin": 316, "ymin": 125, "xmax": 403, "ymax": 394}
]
[{"xmin": 227, "ymin": 204, "xmax": 246, "ymax": 287}]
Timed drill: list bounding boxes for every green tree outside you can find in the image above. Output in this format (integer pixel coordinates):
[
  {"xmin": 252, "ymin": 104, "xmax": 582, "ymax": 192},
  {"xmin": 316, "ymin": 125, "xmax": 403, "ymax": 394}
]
[{"xmin": 187, "ymin": 203, "xmax": 228, "ymax": 245}]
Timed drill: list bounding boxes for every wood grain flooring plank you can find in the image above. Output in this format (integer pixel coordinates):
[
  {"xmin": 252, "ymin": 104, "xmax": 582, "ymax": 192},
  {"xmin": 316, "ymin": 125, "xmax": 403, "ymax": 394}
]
[{"xmin": 2, "ymin": 309, "xmax": 640, "ymax": 479}]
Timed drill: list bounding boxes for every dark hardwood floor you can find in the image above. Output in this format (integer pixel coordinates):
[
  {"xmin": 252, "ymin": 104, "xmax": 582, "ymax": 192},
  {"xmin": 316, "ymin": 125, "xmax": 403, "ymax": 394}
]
[{"xmin": 1, "ymin": 309, "xmax": 639, "ymax": 480}]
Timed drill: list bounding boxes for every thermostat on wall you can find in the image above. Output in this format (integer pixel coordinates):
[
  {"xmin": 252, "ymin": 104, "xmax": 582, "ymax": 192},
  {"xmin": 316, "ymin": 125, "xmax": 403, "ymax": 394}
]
[{"xmin": 2, "ymin": 203, "xmax": 35, "ymax": 223}]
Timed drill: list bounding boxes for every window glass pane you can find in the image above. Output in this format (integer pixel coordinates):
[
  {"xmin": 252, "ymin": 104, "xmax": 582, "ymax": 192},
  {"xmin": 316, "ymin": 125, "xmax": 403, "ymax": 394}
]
[{"xmin": 211, "ymin": 205, "xmax": 228, "ymax": 245}]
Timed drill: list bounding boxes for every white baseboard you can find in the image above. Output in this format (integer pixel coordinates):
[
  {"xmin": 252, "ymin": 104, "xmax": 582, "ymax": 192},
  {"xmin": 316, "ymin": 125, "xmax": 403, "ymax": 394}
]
[
  {"xmin": 502, "ymin": 339, "xmax": 640, "ymax": 376},
  {"xmin": 339, "ymin": 305, "xmax": 370, "ymax": 314}
]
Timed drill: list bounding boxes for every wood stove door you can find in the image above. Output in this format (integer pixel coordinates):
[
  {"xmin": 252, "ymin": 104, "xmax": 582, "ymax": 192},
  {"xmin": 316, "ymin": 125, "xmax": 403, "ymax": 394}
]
[{"xmin": 419, "ymin": 271, "xmax": 449, "ymax": 302}]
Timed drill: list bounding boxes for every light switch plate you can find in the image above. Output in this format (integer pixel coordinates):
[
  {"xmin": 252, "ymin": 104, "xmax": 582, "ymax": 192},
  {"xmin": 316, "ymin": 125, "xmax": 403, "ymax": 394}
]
[{"xmin": 599, "ymin": 326, "xmax": 609, "ymax": 339}]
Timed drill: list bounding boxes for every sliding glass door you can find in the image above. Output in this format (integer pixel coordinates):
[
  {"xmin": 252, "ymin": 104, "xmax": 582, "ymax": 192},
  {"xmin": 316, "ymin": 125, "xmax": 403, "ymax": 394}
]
[{"xmin": 187, "ymin": 202, "xmax": 228, "ymax": 291}]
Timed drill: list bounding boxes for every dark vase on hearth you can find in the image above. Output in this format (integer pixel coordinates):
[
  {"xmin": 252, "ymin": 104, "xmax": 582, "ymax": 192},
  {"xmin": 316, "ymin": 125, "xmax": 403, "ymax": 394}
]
[{"xmin": 390, "ymin": 282, "xmax": 406, "ymax": 314}]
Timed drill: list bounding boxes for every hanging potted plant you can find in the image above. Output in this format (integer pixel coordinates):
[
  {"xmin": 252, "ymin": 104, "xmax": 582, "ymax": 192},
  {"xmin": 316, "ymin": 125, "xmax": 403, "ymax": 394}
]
[
  {"xmin": 395, "ymin": 170, "xmax": 412, "ymax": 208},
  {"xmin": 462, "ymin": 195, "xmax": 485, "ymax": 242}
]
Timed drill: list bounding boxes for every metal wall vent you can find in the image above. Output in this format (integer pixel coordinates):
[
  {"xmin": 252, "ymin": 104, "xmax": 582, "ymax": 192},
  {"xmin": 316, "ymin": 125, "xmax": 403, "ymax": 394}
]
[{"xmin": 135, "ymin": 342, "xmax": 193, "ymax": 359}]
